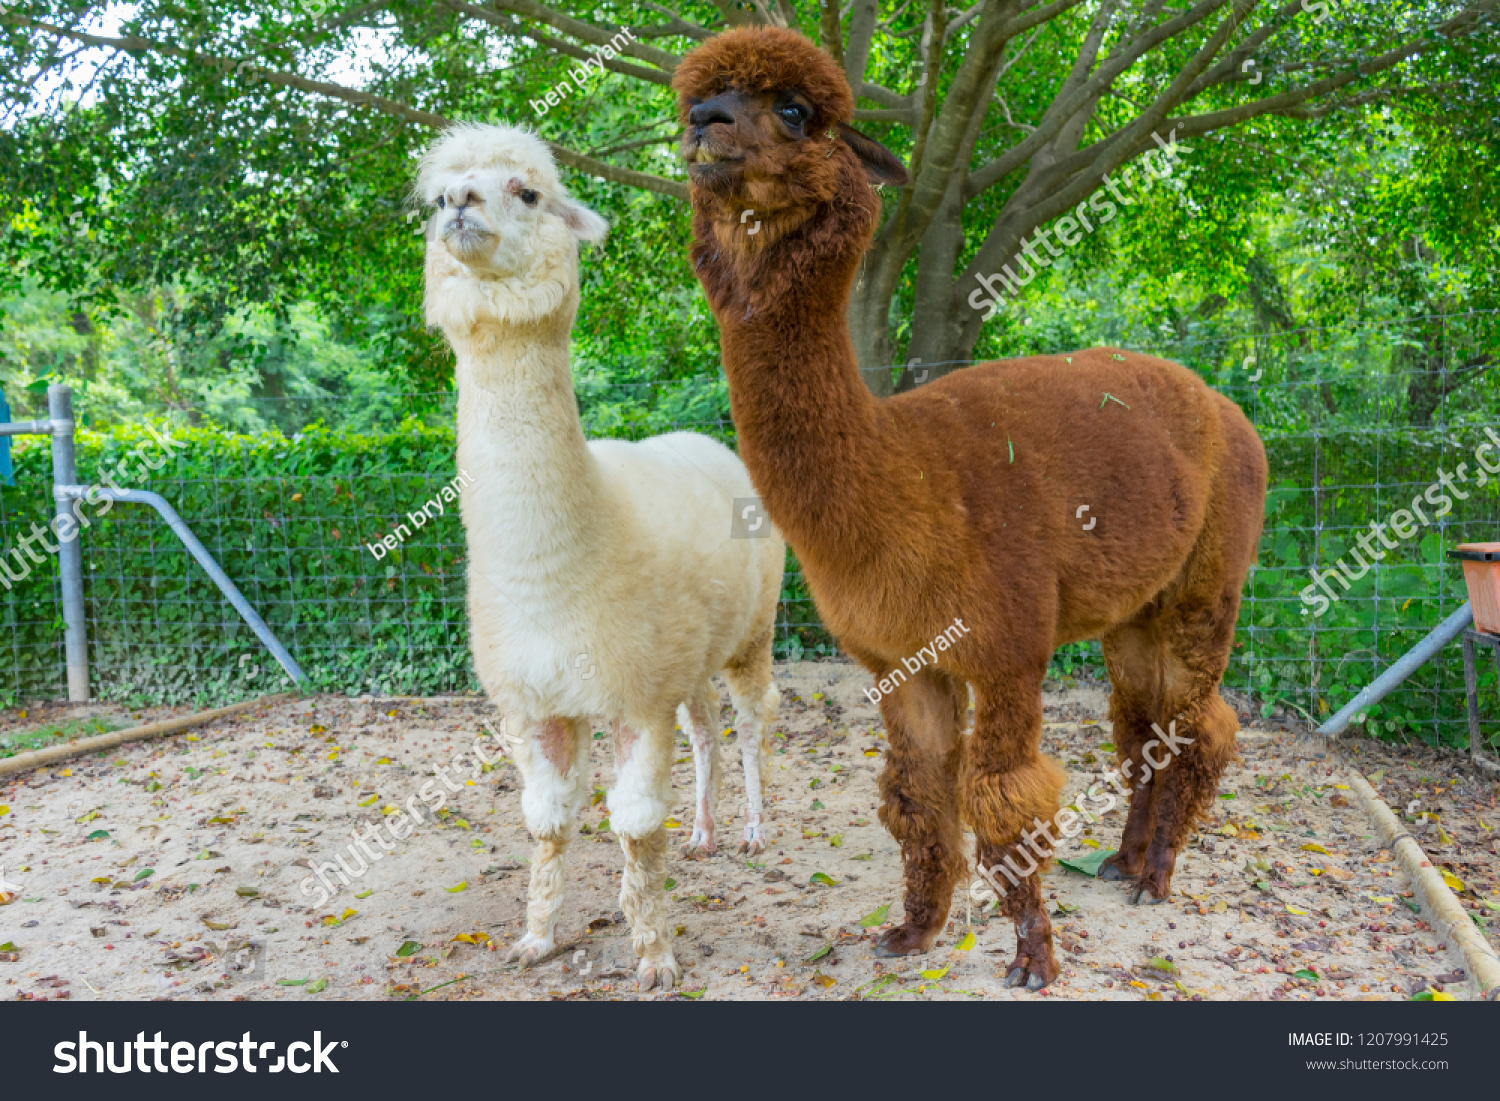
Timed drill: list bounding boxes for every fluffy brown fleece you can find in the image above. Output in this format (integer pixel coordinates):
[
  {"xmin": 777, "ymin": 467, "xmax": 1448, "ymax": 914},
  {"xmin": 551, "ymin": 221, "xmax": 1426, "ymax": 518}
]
[{"xmin": 675, "ymin": 26, "xmax": 1268, "ymax": 990}]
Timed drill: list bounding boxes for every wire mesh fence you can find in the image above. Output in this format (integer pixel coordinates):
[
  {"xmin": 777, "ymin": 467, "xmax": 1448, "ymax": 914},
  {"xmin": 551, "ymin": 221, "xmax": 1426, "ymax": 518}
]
[{"xmin": 1, "ymin": 311, "xmax": 1497, "ymax": 749}]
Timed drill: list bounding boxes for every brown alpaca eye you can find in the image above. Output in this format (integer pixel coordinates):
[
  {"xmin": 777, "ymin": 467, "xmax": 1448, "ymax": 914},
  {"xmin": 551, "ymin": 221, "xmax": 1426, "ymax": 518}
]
[
  {"xmin": 777, "ymin": 105, "xmax": 807, "ymax": 126},
  {"xmin": 520, "ymin": 188, "xmax": 539, "ymax": 206}
]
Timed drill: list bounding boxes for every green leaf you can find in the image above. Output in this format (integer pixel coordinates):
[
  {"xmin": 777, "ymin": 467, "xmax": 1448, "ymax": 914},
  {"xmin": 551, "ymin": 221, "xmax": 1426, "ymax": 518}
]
[
  {"xmin": 1057, "ymin": 849, "xmax": 1116, "ymax": 878},
  {"xmin": 396, "ymin": 941, "xmax": 423, "ymax": 957},
  {"xmin": 809, "ymin": 872, "xmax": 838, "ymax": 886},
  {"xmin": 277, "ymin": 978, "xmax": 309, "ymax": 986},
  {"xmin": 133, "ymin": 868, "xmax": 154, "ymax": 882},
  {"xmin": 355, "ymin": 888, "xmax": 373, "ymax": 899},
  {"xmin": 664, "ymin": 878, "xmax": 676, "ymax": 891},
  {"xmin": 1293, "ymin": 969, "xmax": 1320, "ymax": 982},
  {"xmin": 859, "ymin": 903, "xmax": 890, "ymax": 928},
  {"xmin": 677, "ymin": 989, "xmax": 706, "ymax": 999},
  {"xmin": 306, "ymin": 978, "xmax": 328, "ymax": 994},
  {"xmin": 803, "ymin": 944, "xmax": 832, "ymax": 963},
  {"xmin": 86, "ymin": 829, "xmax": 110, "ymax": 841},
  {"xmin": 1144, "ymin": 956, "xmax": 1178, "ymax": 975}
]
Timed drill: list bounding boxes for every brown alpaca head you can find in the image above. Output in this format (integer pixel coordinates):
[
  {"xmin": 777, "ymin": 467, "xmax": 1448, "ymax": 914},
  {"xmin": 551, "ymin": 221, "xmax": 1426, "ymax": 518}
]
[{"xmin": 673, "ymin": 27, "xmax": 907, "ymax": 306}]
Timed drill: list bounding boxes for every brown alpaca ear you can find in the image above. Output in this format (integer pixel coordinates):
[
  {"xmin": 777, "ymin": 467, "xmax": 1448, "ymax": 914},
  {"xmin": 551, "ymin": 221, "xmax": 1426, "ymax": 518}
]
[{"xmin": 837, "ymin": 123, "xmax": 909, "ymax": 187}]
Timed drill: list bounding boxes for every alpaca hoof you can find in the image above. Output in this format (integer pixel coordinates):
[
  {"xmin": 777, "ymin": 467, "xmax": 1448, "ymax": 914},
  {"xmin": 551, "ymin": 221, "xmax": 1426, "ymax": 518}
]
[
  {"xmin": 1129, "ymin": 880, "xmax": 1170, "ymax": 905},
  {"xmin": 1004, "ymin": 967, "xmax": 1026, "ymax": 988},
  {"xmin": 739, "ymin": 823, "xmax": 765, "ymax": 855},
  {"xmin": 1002, "ymin": 958, "xmax": 1056, "ymax": 991},
  {"xmin": 637, "ymin": 956, "xmax": 680, "ymax": 992},
  {"xmin": 680, "ymin": 841, "xmax": 718, "ymax": 859},
  {"xmin": 1098, "ymin": 854, "xmax": 1138, "ymax": 881},
  {"xmin": 505, "ymin": 932, "xmax": 555, "ymax": 968},
  {"xmin": 872, "ymin": 924, "xmax": 931, "ymax": 958}
]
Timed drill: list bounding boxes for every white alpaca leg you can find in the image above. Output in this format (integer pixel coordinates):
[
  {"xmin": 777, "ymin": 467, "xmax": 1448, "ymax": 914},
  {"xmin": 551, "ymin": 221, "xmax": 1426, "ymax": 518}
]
[
  {"xmin": 678, "ymin": 684, "xmax": 722, "ymax": 857},
  {"xmin": 619, "ymin": 828, "xmax": 677, "ymax": 991},
  {"xmin": 506, "ymin": 715, "xmax": 590, "ymax": 966},
  {"xmin": 609, "ymin": 719, "xmax": 679, "ymax": 990},
  {"xmin": 725, "ymin": 646, "xmax": 779, "ymax": 855}
]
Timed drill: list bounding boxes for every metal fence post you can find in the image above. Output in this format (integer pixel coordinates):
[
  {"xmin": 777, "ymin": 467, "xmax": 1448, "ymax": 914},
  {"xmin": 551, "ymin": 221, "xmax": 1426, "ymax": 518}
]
[{"xmin": 48, "ymin": 385, "xmax": 89, "ymax": 701}]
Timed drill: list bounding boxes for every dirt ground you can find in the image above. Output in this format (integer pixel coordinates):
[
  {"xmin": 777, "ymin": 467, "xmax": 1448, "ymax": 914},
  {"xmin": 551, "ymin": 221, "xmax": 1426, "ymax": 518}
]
[{"xmin": 2, "ymin": 660, "xmax": 1497, "ymax": 1002}]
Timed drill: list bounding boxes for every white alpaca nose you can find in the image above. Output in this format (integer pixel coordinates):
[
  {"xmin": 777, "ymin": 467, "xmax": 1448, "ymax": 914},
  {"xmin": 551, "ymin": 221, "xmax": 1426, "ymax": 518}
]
[{"xmin": 445, "ymin": 183, "xmax": 482, "ymax": 210}]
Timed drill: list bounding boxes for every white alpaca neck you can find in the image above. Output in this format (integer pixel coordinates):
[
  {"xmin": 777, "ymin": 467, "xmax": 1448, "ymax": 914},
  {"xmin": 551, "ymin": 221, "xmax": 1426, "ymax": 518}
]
[{"xmin": 443, "ymin": 273, "xmax": 611, "ymax": 594}]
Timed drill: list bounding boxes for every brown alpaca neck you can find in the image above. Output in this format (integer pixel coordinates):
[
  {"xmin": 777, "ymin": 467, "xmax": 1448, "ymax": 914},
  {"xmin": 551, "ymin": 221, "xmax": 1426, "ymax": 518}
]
[{"xmin": 702, "ymin": 204, "xmax": 899, "ymax": 567}]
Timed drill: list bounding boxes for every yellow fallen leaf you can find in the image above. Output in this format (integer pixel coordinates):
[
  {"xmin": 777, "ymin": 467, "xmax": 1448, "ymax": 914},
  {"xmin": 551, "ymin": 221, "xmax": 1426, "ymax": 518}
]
[
  {"xmin": 452, "ymin": 932, "xmax": 491, "ymax": 944},
  {"xmin": 377, "ymin": 757, "xmax": 393, "ymax": 764},
  {"xmin": 1430, "ymin": 990, "xmax": 1455, "ymax": 1001},
  {"xmin": 1334, "ymin": 784, "xmax": 1349, "ymax": 790},
  {"xmin": 381, "ymin": 805, "xmax": 399, "ymax": 816},
  {"xmin": 340, "ymin": 908, "xmax": 357, "ymax": 922},
  {"xmin": 1479, "ymin": 817, "xmax": 1490, "ymax": 831},
  {"xmin": 1239, "ymin": 830, "xmax": 1262, "ymax": 840},
  {"xmin": 1285, "ymin": 904, "xmax": 1309, "ymax": 915},
  {"xmin": 811, "ymin": 971, "xmax": 835, "ymax": 989},
  {"xmin": 91, "ymin": 876, "xmax": 111, "ymax": 883},
  {"xmin": 0, "ymin": 806, "xmax": 7, "ymax": 816},
  {"xmin": 1436, "ymin": 825, "xmax": 1453, "ymax": 845},
  {"xmin": 956, "ymin": 928, "xmax": 975, "ymax": 952},
  {"xmin": 864, "ymin": 749, "xmax": 879, "ymax": 757},
  {"xmin": 59, "ymin": 769, "xmax": 72, "ymax": 777},
  {"xmin": 919, "ymin": 965, "xmax": 949, "ymax": 980},
  {"xmin": 1371, "ymin": 896, "xmax": 1395, "ymax": 904},
  {"xmin": 1300, "ymin": 843, "xmax": 1329, "ymax": 854},
  {"xmin": 1128, "ymin": 980, "xmax": 1147, "ymax": 989},
  {"xmin": 1440, "ymin": 870, "xmax": 1467, "ymax": 893},
  {"xmin": 1309, "ymin": 868, "xmax": 1324, "ymax": 876},
  {"xmin": 454, "ymin": 819, "xmax": 470, "ymax": 830},
  {"xmin": 445, "ymin": 882, "xmax": 467, "ymax": 893},
  {"xmin": 311, "ymin": 724, "xmax": 327, "ymax": 733},
  {"xmin": 663, "ymin": 818, "xmax": 682, "ymax": 829},
  {"xmin": 1217, "ymin": 825, "xmax": 1239, "ymax": 837},
  {"xmin": 358, "ymin": 795, "xmax": 378, "ymax": 807},
  {"xmin": 326, "ymin": 750, "xmax": 339, "ymax": 760},
  {"xmin": 1079, "ymin": 838, "xmax": 1101, "ymax": 849},
  {"xmin": 186, "ymin": 735, "xmax": 200, "ymax": 742}
]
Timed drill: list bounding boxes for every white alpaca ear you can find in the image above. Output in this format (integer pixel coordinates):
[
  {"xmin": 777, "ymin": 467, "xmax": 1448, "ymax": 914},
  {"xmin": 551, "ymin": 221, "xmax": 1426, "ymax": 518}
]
[{"xmin": 549, "ymin": 195, "xmax": 608, "ymax": 243}]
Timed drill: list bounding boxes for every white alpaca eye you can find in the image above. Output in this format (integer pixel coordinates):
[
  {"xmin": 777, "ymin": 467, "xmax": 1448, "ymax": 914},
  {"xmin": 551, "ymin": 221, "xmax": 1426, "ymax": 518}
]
[
  {"xmin": 520, "ymin": 188, "xmax": 539, "ymax": 206},
  {"xmin": 436, "ymin": 195, "xmax": 446, "ymax": 209}
]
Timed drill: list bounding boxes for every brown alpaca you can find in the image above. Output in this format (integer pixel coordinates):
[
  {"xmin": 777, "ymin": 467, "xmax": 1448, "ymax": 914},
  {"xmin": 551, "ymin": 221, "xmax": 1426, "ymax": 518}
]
[{"xmin": 674, "ymin": 27, "xmax": 1268, "ymax": 989}]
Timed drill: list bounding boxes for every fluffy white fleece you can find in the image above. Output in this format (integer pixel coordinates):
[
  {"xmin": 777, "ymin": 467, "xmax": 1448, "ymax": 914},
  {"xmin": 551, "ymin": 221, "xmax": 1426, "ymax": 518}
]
[{"xmin": 418, "ymin": 123, "xmax": 783, "ymax": 991}]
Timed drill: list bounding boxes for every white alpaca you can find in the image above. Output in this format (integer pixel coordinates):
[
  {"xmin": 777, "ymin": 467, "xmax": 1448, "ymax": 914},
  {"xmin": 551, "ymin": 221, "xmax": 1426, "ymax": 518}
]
[{"xmin": 417, "ymin": 123, "xmax": 783, "ymax": 990}]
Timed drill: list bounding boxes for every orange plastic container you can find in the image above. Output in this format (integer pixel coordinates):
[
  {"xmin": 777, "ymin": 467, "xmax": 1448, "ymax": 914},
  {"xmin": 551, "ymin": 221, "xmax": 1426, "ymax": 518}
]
[{"xmin": 1452, "ymin": 542, "xmax": 1500, "ymax": 635}]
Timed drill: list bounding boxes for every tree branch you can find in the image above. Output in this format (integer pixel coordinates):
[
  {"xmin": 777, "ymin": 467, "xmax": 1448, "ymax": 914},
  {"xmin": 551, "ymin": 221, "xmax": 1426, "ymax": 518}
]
[
  {"xmin": 476, "ymin": 0, "xmax": 682, "ymax": 71},
  {"xmin": 8, "ymin": 17, "xmax": 690, "ymax": 200},
  {"xmin": 445, "ymin": 1, "xmax": 675, "ymax": 86}
]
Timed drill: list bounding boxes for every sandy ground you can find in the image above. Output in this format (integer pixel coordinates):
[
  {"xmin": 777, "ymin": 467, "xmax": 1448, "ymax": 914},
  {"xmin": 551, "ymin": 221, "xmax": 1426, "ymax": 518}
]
[{"xmin": 2, "ymin": 661, "xmax": 1497, "ymax": 1002}]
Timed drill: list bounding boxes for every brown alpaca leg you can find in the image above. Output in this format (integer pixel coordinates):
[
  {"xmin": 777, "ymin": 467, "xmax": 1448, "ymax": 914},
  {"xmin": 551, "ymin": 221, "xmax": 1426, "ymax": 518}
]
[
  {"xmin": 964, "ymin": 680, "xmax": 1066, "ymax": 989},
  {"xmin": 1097, "ymin": 632, "xmax": 1163, "ymax": 883},
  {"xmin": 1133, "ymin": 689, "xmax": 1238, "ymax": 902},
  {"xmin": 873, "ymin": 667, "xmax": 967, "ymax": 957}
]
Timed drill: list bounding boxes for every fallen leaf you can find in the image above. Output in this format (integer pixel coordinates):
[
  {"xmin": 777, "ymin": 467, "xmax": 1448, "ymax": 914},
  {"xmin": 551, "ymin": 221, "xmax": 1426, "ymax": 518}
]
[
  {"xmin": 1300, "ymin": 843, "xmax": 1329, "ymax": 854},
  {"xmin": 85, "ymin": 830, "xmax": 110, "ymax": 841},
  {"xmin": 919, "ymin": 965, "xmax": 949, "ymax": 980},
  {"xmin": 355, "ymin": 889, "xmax": 373, "ymax": 900},
  {"xmin": 1285, "ymin": 904, "xmax": 1309, "ymax": 915},
  {"xmin": 663, "ymin": 817, "xmax": 682, "ymax": 829},
  {"xmin": 133, "ymin": 868, "xmax": 154, "ymax": 882},
  {"xmin": 235, "ymin": 886, "xmax": 260, "ymax": 898},
  {"xmin": 1058, "ymin": 849, "xmax": 1116, "ymax": 877},
  {"xmin": 202, "ymin": 919, "xmax": 234, "ymax": 931},
  {"xmin": 829, "ymin": 834, "xmax": 843, "ymax": 848},
  {"xmin": 1293, "ymin": 968, "xmax": 1320, "ymax": 982},
  {"xmin": 859, "ymin": 903, "xmax": 890, "ymax": 928},
  {"xmin": 809, "ymin": 873, "xmax": 838, "ymax": 887},
  {"xmin": 1440, "ymin": 870, "xmax": 1467, "ymax": 894},
  {"xmin": 358, "ymin": 795, "xmax": 378, "ymax": 807},
  {"xmin": 803, "ymin": 944, "xmax": 832, "ymax": 963},
  {"xmin": 1144, "ymin": 956, "xmax": 1178, "ymax": 975},
  {"xmin": 306, "ymin": 978, "xmax": 328, "ymax": 994},
  {"xmin": 444, "ymin": 882, "xmax": 467, "ymax": 893},
  {"xmin": 396, "ymin": 941, "xmax": 423, "ymax": 958},
  {"xmin": 452, "ymin": 932, "xmax": 490, "ymax": 944},
  {"xmin": 811, "ymin": 971, "xmax": 836, "ymax": 989},
  {"xmin": 664, "ymin": 878, "xmax": 677, "ymax": 891},
  {"xmin": 277, "ymin": 978, "xmax": 309, "ymax": 987}
]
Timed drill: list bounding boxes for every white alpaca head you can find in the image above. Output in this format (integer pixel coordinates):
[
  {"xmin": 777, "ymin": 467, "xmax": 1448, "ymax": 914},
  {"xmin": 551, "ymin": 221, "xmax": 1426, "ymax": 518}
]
[{"xmin": 417, "ymin": 123, "xmax": 607, "ymax": 331}]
